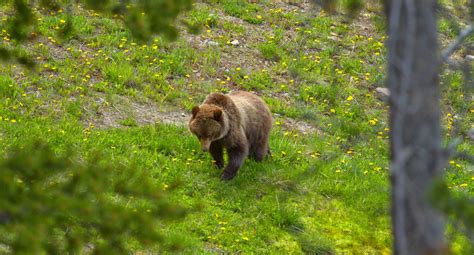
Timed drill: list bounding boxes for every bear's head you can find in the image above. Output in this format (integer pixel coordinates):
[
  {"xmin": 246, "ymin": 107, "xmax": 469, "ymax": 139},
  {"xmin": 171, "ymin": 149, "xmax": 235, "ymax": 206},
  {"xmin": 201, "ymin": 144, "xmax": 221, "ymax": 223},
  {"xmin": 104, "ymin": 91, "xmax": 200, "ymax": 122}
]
[{"xmin": 189, "ymin": 104, "xmax": 227, "ymax": 152}]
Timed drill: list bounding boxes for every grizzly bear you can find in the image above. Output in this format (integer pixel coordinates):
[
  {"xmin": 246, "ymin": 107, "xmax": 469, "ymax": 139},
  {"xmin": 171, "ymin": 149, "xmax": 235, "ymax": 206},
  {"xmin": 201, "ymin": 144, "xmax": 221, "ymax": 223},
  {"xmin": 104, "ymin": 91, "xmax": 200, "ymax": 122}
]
[{"xmin": 189, "ymin": 91, "xmax": 272, "ymax": 181}]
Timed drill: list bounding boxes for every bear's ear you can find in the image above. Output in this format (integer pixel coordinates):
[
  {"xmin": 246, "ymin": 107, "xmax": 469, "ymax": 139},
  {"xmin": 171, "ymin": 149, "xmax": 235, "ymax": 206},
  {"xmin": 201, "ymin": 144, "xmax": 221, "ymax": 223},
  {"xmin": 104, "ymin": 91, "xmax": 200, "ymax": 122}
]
[
  {"xmin": 191, "ymin": 106, "xmax": 200, "ymax": 118},
  {"xmin": 213, "ymin": 109, "xmax": 223, "ymax": 122}
]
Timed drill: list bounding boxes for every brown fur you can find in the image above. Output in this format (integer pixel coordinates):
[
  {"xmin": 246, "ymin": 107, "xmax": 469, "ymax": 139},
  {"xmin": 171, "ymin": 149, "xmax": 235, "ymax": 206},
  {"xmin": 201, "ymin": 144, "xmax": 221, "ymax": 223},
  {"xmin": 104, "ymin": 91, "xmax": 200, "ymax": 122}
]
[{"xmin": 189, "ymin": 91, "xmax": 272, "ymax": 180}]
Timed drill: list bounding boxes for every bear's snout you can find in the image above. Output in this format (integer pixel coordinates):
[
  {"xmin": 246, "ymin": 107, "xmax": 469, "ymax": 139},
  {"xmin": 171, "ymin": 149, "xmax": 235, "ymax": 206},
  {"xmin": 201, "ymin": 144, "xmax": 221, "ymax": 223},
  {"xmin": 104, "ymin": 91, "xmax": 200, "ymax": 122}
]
[{"xmin": 200, "ymin": 139, "xmax": 211, "ymax": 152}]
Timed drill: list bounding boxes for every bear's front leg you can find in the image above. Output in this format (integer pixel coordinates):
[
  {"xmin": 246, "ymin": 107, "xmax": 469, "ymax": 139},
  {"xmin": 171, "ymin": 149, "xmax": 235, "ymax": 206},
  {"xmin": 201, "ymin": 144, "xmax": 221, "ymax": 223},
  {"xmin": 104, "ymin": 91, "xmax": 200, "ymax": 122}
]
[
  {"xmin": 221, "ymin": 145, "xmax": 248, "ymax": 181},
  {"xmin": 209, "ymin": 140, "xmax": 224, "ymax": 169}
]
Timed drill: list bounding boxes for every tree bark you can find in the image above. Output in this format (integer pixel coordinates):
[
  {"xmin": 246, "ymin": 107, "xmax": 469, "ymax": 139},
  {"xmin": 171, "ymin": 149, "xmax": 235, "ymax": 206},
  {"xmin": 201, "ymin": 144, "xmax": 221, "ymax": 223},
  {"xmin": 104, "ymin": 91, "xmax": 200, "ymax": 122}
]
[{"xmin": 385, "ymin": 0, "xmax": 446, "ymax": 254}]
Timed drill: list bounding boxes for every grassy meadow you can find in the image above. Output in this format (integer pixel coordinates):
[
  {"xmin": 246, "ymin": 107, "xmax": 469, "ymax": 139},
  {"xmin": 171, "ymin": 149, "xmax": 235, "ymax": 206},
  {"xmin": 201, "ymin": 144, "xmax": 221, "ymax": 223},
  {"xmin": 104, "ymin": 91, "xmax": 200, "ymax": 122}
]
[{"xmin": 0, "ymin": 0, "xmax": 473, "ymax": 253}]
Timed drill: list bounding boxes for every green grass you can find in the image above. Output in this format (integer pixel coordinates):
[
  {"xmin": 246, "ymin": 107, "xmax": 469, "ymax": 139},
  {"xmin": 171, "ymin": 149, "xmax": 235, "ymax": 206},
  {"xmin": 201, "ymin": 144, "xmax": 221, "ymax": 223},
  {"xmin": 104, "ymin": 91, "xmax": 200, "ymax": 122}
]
[
  {"xmin": 0, "ymin": 115, "xmax": 391, "ymax": 253},
  {"xmin": 0, "ymin": 1, "xmax": 473, "ymax": 253}
]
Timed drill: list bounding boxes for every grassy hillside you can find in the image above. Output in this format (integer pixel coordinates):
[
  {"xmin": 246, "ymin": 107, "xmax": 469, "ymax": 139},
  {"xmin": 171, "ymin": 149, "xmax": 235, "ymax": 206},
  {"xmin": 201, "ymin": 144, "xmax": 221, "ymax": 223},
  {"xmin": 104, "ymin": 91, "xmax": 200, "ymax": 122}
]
[{"xmin": 0, "ymin": 0, "xmax": 473, "ymax": 253}]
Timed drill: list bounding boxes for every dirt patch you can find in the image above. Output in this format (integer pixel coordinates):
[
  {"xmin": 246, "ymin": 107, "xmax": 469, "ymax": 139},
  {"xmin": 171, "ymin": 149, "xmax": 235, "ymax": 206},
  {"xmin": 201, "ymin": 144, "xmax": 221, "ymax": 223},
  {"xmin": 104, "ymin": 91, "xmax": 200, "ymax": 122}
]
[
  {"xmin": 130, "ymin": 102, "xmax": 190, "ymax": 126},
  {"xmin": 87, "ymin": 96, "xmax": 190, "ymax": 129},
  {"xmin": 278, "ymin": 117, "xmax": 321, "ymax": 135}
]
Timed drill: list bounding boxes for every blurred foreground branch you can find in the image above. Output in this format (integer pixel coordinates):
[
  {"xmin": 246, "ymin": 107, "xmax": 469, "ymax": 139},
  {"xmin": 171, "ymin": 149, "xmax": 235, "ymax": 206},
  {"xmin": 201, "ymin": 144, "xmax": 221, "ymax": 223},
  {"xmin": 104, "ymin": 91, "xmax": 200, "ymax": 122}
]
[
  {"xmin": 442, "ymin": 23, "xmax": 474, "ymax": 62},
  {"xmin": 0, "ymin": 141, "xmax": 187, "ymax": 254}
]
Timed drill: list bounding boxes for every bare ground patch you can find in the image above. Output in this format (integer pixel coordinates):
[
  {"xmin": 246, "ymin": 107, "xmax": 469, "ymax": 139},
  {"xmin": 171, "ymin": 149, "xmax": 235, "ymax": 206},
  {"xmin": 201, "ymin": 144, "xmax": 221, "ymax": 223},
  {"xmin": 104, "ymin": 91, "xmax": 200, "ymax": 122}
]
[
  {"xmin": 278, "ymin": 117, "xmax": 321, "ymax": 135},
  {"xmin": 85, "ymin": 95, "xmax": 190, "ymax": 129}
]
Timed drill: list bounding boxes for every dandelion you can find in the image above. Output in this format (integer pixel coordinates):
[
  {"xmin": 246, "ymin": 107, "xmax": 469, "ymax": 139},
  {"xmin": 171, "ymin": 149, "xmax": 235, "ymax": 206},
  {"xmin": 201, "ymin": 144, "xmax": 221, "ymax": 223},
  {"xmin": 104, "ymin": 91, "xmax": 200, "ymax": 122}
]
[
  {"xmin": 460, "ymin": 183, "xmax": 468, "ymax": 188},
  {"xmin": 257, "ymin": 15, "xmax": 262, "ymax": 19},
  {"xmin": 242, "ymin": 236, "xmax": 249, "ymax": 241},
  {"xmin": 346, "ymin": 95, "xmax": 354, "ymax": 101},
  {"xmin": 330, "ymin": 108, "xmax": 336, "ymax": 113},
  {"xmin": 10, "ymin": 119, "xmax": 16, "ymax": 123}
]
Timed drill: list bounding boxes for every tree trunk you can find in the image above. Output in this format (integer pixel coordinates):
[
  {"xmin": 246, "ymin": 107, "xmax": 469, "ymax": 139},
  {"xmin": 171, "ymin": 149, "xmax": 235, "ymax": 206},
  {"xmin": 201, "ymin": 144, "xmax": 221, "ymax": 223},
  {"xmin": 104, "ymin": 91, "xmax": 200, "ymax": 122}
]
[{"xmin": 385, "ymin": 0, "xmax": 446, "ymax": 254}]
